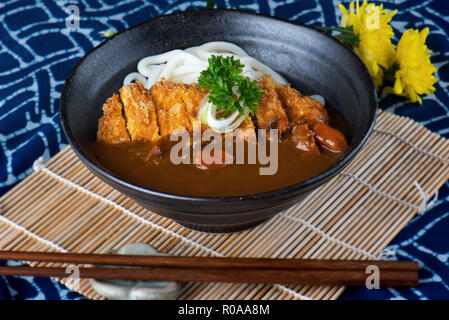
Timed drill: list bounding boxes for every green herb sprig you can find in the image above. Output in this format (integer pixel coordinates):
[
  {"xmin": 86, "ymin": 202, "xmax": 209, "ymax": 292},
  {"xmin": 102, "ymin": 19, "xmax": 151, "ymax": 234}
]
[{"xmin": 198, "ymin": 55, "xmax": 264, "ymax": 118}]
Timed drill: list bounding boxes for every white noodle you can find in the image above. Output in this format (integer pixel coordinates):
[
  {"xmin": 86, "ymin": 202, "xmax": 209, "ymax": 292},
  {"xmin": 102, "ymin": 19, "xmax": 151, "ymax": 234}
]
[
  {"xmin": 123, "ymin": 41, "xmax": 290, "ymax": 132},
  {"xmin": 124, "ymin": 41, "xmax": 286, "ymax": 87},
  {"xmin": 123, "ymin": 72, "xmax": 147, "ymax": 87},
  {"xmin": 310, "ymin": 94, "xmax": 325, "ymax": 106},
  {"xmin": 196, "ymin": 41, "xmax": 249, "ymax": 57},
  {"xmin": 239, "ymin": 57, "xmax": 286, "ymax": 84}
]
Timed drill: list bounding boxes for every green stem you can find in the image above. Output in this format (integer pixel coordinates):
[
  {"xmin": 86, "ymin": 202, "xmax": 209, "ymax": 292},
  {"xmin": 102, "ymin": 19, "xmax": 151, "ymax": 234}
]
[
  {"xmin": 335, "ymin": 35, "xmax": 359, "ymax": 48},
  {"xmin": 317, "ymin": 26, "xmax": 359, "ymax": 48},
  {"xmin": 383, "ymin": 63, "xmax": 399, "ymax": 86},
  {"xmin": 316, "ymin": 26, "xmax": 354, "ymax": 34}
]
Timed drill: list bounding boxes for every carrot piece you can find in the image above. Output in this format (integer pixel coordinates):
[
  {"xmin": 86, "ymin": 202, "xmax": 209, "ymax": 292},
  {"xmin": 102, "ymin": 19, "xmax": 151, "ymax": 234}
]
[{"xmin": 313, "ymin": 123, "xmax": 348, "ymax": 153}]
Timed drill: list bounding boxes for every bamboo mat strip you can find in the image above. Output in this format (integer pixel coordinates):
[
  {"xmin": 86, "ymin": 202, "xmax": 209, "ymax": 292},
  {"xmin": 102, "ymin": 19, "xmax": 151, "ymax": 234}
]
[{"xmin": 0, "ymin": 110, "xmax": 449, "ymax": 300}]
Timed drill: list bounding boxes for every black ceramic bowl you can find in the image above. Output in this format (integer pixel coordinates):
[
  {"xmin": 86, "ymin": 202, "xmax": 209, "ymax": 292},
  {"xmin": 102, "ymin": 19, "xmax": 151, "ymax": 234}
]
[{"xmin": 60, "ymin": 9, "xmax": 377, "ymax": 232}]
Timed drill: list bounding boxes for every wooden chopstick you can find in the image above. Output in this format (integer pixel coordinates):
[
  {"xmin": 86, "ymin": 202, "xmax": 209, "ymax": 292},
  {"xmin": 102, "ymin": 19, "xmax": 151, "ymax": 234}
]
[
  {"xmin": 0, "ymin": 251, "xmax": 419, "ymax": 287},
  {"xmin": 0, "ymin": 251, "xmax": 419, "ymax": 271},
  {"xmin": 0, "ymin": 265, "xmax": 418, "ymax": 287}
]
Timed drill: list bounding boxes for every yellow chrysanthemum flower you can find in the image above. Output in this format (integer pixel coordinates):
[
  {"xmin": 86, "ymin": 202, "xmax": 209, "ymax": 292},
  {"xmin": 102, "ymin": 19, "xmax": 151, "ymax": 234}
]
[
  {"xmin": 338, "ymin": 0, "xmax": 397, "ymax": 88},
  {"xmin": 388, "ymin": 28, "xmax": 437, "ymax": 104}
]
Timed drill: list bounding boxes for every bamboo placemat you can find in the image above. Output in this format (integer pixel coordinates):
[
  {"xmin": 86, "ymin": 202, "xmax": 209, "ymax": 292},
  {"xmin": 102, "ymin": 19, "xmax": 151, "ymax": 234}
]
[{"xmin": 0, "ymin": 110, "xmax": 448, "ymax": 300}]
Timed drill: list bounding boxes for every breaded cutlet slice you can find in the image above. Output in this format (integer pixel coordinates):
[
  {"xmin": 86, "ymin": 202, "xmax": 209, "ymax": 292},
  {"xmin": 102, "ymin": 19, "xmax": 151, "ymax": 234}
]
[
  {"xmin": 150, "ymin": 79, "xmax": 192, "ymax": 137},
  {"xmin": 119, "ymin": 81, "xmax": 160, "ymax": 142},
  {"xmin": 275, "ymin": 83, "xmax": 329, "ymax": 126},
  {"xmin": 97, "ymin": 94, "xmax": 130, "ymax": 144},
  {"xmin": 254, "ymin": 75, "xmax": 289, "ymax": 134},
  {"xmin": 291, "ymin": 123, "xmax": 320, "ymax": 154},
  {"xmin": 234, "ymin": 115, "xmax": 256, "ymax": 141},
  {"xmin": 180, "ymin": 83, "xmax": 208, "ymax": 127}
]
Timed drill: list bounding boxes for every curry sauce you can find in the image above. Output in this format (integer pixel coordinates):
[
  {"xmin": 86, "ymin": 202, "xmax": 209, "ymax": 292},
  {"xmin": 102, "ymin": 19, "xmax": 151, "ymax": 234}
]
[{"xmin": 92, "ymin": 108, "xmax": 348, "ymax": 197}]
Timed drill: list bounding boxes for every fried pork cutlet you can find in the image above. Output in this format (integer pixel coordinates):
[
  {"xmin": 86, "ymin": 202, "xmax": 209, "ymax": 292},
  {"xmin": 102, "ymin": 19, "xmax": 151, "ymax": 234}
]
[
  {"xmin": 97, "ymin": 94, "xmax": 130, "ymax": 144},
  {"xmin": 254, "ymin": 75, "xmax": 289, "ymax": 135},
  {"xmin": 291, "ymin": 124, "xmax": 319, "ymax": 155},
  {"xmin": 275, "ymin": 83, "xmax": 329, "ymax": 126},
  {"xmin": 180, "ymin": 83, "xmax": 208, "ymax": 127},
  {"xmin": 150, "ymin": 79, "xmax": 193, "ymax": 137},
  {"xmin": 119, "ymin": 81, "xmax": 160, "ymax": 142},
  {"xmin": 234, "ymin": 115, "xmax": 256, "ymax": 141}
]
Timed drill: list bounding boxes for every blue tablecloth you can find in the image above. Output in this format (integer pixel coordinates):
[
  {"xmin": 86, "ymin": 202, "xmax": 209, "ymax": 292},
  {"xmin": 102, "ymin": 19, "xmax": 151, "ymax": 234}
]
[{"xmin": 0, "ymin": 0, "xmax": 448, "ymax": 300}]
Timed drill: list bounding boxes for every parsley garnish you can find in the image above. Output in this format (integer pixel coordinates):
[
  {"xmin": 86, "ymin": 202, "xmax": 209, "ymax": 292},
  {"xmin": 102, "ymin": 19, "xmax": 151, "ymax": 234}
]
[{"xmin": 198, "ymin": 55, "xmax": 264, "ymax": 117}]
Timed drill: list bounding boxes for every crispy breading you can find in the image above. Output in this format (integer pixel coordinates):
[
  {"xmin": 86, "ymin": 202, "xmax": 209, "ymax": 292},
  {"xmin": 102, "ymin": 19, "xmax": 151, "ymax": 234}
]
[
  {"xmin": 275, "ymin": 83, "xmax": 329, "ymax": 126},
  {"xmin": 180, "ymin": 83, "xmax": 208, "ymax": 127},
  {"xmin": 150, "ymin": 79, "xmax": 192, "ymax": 137},
  {"xmin": 254, "ymin": 75, "xmax": 289, "ymax": 134},
  {"xmin": 234, "ymin": 115, "xmax": 256, "ymax": 141},
  {"xmin": 97, "ymin": 94, "xmax": 130, "ymax": 144},
  {"xmin": 119, "ymin": 81, "xmax": 160, "ymax": 142},
  {"xmin": 291, "ymin": 124, "xmax": 319, "ymax": 154}
]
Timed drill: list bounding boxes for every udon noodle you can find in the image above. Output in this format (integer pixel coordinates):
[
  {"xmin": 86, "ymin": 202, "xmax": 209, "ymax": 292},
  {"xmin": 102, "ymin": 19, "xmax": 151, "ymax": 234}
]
[{"xmin": 123, "ymin": 41, "xmax": 324, "ymax": 132}]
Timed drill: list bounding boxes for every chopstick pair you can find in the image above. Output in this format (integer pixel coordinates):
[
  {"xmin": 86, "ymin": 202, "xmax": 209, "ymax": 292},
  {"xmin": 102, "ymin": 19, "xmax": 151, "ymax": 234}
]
[{"xmin": 0, "ymin": 251, "xmax": 419, "ymax": 287}]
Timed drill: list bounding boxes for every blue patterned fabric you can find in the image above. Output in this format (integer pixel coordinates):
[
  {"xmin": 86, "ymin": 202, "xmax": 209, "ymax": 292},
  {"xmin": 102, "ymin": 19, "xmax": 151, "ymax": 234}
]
[{"xmin": 0, "ymin": 0, "xmax": 448, "ymax": 300}]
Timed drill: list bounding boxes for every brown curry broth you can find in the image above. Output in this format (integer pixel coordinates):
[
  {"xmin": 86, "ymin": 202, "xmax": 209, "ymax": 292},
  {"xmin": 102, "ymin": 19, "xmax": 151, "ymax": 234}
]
[{"xmin": 92, "ymin": 108, "xmax": 348, "ymax": 197}]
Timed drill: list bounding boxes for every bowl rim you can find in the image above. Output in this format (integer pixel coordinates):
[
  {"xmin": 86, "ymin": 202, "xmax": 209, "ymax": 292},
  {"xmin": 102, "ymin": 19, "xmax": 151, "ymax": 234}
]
[{"xmin": 60, "ymin": 8, "xmax": 378, "ymax": 204}]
